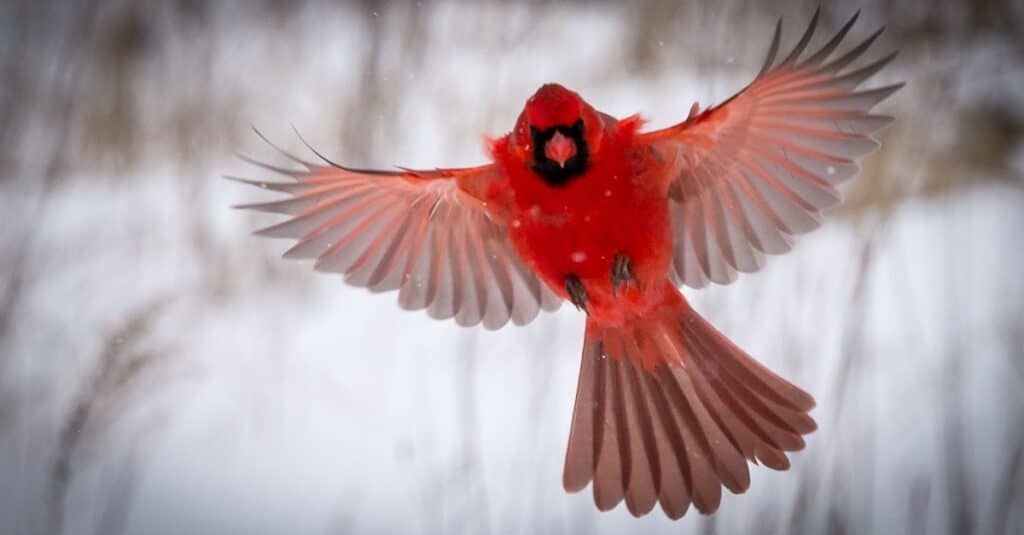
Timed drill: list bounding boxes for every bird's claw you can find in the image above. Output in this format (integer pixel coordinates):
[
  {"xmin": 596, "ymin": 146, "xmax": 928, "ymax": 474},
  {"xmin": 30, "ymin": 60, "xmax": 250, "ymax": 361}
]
[
  {"xmin": 565, "ymin": 275, "xmax": 588, "ymax": 313},
  {"xmin": 611, "ymin": 253, "xmax": 634, "ymax": 295}
]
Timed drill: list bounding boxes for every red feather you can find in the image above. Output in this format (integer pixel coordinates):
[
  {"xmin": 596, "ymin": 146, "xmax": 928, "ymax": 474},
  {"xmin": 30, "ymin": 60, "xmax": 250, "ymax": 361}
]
[{"xmin": 233, "ymin": 10, "xmax": 898, "ymax": 519}]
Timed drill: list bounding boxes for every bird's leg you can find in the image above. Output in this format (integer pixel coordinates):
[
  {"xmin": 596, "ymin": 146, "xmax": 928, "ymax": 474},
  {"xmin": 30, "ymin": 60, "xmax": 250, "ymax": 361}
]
[
  {"xmin": 611, "ymin": 253, "xmax": 634, "ymax": 295},
  {"xmin": 565, "ymin": 274, "xmax": 588, "ymax": 313}
]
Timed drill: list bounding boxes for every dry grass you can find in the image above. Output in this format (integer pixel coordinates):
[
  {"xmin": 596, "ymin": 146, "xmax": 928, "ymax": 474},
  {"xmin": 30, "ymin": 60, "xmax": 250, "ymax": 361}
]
[{"xmin": 1, "ymin": 1, "xmax": 1021, "ymax": 534}]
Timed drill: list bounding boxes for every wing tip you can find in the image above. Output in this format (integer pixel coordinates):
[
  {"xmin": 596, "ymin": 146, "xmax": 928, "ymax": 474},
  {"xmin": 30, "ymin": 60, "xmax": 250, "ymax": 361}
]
[
  {"xmin": 757, "ymin": 17, "xmax": 784, "ymax": 77},
  {"xmin": 222, "ymin": 174, "xmax": 253, "ymax": 188},
  {"xmin": 875, "ymin": 81, "xmax": 907, "ymax": 103},
  {"xmin": 249, "ymin": 125, "xmax": 320, "ymax": 169},
  {"xmin": 252, "ymin": 223, "xmax": 291, "ymax": 238},
  {"xmin": 223, "ymin": 174, "xmax": 301, "ymax": 193},
  {"xmin": 779, "ymin": 6, "xmax": 821, "ymax": 66},
  {"xmin": 290, "ymin": 123, "xmax": 346, "ymax": 169}
]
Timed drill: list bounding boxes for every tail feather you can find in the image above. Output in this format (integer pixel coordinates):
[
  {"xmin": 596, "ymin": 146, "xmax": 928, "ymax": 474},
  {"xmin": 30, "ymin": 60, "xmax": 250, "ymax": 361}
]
[
  {"xmin": 563, "ymin": 288, "xmax": 816, "ymax": 518},
  {"xmin": 592, "ymin": 341, "xmax": 626, "ymax": 511}
]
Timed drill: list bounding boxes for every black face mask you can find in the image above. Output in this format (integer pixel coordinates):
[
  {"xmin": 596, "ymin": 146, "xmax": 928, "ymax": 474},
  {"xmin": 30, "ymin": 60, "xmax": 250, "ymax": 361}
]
[{"xmin": 530, "ymin": 118, "xmax": 589, "ymax": 187}]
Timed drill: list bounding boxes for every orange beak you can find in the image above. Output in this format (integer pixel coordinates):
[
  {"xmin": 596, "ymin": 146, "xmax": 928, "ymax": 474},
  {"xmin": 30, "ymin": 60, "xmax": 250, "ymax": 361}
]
[{"xmin": 544, "ymin": 131, "xmax": 577, "ymax": 168}]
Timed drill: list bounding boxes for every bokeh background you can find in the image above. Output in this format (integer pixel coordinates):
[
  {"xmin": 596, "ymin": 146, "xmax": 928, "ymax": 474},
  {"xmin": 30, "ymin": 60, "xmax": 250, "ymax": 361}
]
[{"xmin": 1, "ymin": 1, "xmax": 1023, "ymax": 534}]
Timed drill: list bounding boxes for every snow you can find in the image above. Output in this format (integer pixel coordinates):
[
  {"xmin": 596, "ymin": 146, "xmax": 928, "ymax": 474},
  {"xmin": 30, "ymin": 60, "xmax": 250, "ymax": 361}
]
[{"xmin": 1, "ymin": 2, "xmax": 1022, "ymax": 534}]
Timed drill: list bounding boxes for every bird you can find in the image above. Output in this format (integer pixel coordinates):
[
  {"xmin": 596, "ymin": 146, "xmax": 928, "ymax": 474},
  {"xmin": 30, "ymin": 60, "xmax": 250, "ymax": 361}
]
[{"xmin": 230, "ymin": 9, "xmax": 901, "ymax": 519}]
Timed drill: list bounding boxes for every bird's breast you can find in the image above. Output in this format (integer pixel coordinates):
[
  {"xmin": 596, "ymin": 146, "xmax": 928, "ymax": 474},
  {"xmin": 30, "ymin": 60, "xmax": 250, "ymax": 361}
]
[{"xmin": 504, "ymin": 156, "xmax": 673, "ymax": 321}]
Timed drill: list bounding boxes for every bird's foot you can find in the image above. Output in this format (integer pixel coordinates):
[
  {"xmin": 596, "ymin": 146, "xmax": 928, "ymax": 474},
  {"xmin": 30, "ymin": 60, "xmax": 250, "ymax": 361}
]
[
  {"xmin": 611, "ymin": 253, "xmax": 634, "ymax": 295},
  {"xmin": 565, "ymin": 275, "xmax": 588, "ymax": 313}
]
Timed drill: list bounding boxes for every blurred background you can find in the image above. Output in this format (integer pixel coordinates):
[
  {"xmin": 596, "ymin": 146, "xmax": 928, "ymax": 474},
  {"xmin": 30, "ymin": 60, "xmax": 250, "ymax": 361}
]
[{"xmin": 1, "ymin": 0, "xmax": 1022, "ymax": 534}]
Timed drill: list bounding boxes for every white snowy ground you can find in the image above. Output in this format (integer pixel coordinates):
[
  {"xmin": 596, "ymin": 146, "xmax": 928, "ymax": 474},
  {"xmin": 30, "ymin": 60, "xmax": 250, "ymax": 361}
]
[{"xmin": 1, "ymin": 2, "xmax": 1022, "ymax": 535}]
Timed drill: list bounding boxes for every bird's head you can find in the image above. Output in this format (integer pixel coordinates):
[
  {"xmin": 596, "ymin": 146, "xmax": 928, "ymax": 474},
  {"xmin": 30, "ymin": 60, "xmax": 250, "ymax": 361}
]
[{"xmin": 512, "ymin": 83, "xmax": 604, "ymax": 186}]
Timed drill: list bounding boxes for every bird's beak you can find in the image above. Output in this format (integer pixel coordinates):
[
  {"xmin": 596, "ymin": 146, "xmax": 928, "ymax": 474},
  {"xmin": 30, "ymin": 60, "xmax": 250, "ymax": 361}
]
[{"xmin": 545, "ymin": 131, "xmax": 577, "ymax": 168}]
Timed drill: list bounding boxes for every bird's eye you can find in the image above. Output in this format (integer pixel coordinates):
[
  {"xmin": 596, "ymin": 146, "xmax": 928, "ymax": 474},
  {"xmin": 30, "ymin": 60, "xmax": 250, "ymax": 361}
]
[{"xmin": 572, "ymin": 118, "xmax": 584, "ymax": 134}]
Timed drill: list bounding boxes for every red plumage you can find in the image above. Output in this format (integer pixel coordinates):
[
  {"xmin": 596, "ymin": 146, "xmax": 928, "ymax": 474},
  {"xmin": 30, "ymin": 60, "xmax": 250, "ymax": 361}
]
[
  {"xmin": 232, "ymin": 10, "xmax": 900, "ymax": 519},
  {"xmin": 494, "ymin": 99, "xmax": 671, "ymax": 325}
]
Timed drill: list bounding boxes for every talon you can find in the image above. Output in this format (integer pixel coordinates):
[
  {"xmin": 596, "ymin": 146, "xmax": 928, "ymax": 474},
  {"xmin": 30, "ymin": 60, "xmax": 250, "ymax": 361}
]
[
  {"xmin": 611, "ymin": 253, "xmax": 634, "ymax": 295},
  {"xmin": 565, "ymin": 274, "xmax": 588, "ymax": 313}
]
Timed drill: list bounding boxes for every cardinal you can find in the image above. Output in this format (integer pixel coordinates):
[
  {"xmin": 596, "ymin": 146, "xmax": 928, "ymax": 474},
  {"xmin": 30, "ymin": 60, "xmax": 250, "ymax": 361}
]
[{"xmin": 232, "ymin": 10, "xmax": 900, "ymax": 518}]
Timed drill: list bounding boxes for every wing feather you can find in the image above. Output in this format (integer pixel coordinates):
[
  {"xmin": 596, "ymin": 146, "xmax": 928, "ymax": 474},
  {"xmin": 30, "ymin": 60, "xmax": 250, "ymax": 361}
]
[
  {"xmin": 233, "ymin": 134, "xmax": 559, "ymax": 328},
  {"xmin": 641, "ymin": 12, "xmax": 902, "ymax": 288}
]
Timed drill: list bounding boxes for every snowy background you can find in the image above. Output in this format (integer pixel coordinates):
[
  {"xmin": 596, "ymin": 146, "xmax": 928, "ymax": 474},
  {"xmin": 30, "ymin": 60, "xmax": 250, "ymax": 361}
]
[{"xmin": 1, "ymin": 1, "xmax": 1023, "ymax": 534}]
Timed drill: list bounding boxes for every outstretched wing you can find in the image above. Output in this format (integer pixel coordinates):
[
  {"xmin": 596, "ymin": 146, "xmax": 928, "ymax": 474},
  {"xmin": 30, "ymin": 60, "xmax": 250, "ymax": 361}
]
[
  {"xmin": 640, "ymin": 9, "xmax": 902, "ymax": 288},
  {"xmin": 231, "ymin": 132, "xmax": 560, "ymax": 329}
]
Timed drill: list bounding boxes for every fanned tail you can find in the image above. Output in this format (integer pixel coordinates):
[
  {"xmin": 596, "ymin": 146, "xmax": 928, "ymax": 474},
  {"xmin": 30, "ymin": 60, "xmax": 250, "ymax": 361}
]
[{"xmin": 562, "ymin": 283, "xmax": 816, "ymax": 519}]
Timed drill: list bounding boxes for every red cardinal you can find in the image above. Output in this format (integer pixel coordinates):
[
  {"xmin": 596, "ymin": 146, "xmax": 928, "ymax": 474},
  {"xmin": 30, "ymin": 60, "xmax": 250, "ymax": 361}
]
[{"xmin": 233, "ymin": 11, "xmax": 899, "ymax": 518}]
